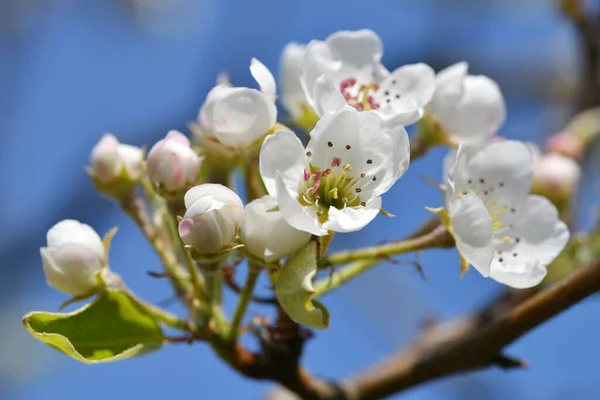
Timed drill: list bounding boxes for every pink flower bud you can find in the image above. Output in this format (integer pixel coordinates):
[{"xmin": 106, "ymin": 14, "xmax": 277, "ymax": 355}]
[
  {"xmin": 147, "ymin": 130, "xmax": 202, "ymax": 194},
  {"xmin": 40, "ymin": 220, "xmax": 106, "ymax": 296},
  {"xmin": 178, "ymin": 184, "xmax": 244, "ymax": 255},
  {"xmin": 90, "ymin": 134, "xmax": 143, "ymax": 184},
  {"xmin": 534, "ymin": 153, "xmax": 581, "ymax": 196},
  {"xmin": 545, "ymin": 132, "xmax": 584, "ymax": 160}
]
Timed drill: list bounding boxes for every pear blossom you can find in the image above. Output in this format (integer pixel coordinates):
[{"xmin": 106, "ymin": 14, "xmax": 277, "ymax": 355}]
[
  {"xmin": 90, "ymin": 133, "xmax": 144, "ymax": 184},
  {"xmin": 194, "ymin": 58, "xmax": 277, "ymax": 154},
  {"xmin": 545, "ymin": 132, "xmax": 584, "ymax": 160},
  {"xmin": 259, "ymin": 106, "xmax": 409, "ymax": 236},
  {"xmin": 146, "ymin": 130, "xmax": 202, "ymax": 196},
  {"xmin": 301, "ymin": 29, "xmax": 435, "ymax": 127},
  {"xmin": 241, "ymin": 195, "xmax": 311, "ymax": 263},
  {"xmin": 178, "ymin": 184, "xmax": 245, "ymax": 255},
  {"xmin": 40, "ymin": 220, "xmax": 107, "ymax": 296},
  {"xmin": 444, "ymin": 141, "xmax": 569, "ymax": 288},
  {"xmin": 424, "ymin": 62, "xmax": 506, "ymax": 144}
]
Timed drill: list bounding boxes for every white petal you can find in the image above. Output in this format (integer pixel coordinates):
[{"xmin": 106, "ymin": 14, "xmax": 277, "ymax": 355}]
[
  {"xmin": 275, "ymin": 173, "xmax": 327, "ymax": 236},
  {"xmin": 434, "ymin": 75, "xmax": 506, "ymax": 142},
  {"xmin": 432, "ymin": 62, "xmax": 468, "ymax": 105},
  {"xmin": 489, "ymin": 195, "xmax": 569, "ymax": 288},
  {"xmin": 325, "ymin": 29, "xmax": 383, "ymax": 68},
  {"xmin": 197, "ymin": 84, "xmax": 237, "ymax": 134},
  {"xmin": 378, "ymin": 63, "xmax": 436, "ymax": 107},
  {"xmin": 458, "ymin": 140, "xmax": 533, "ymax": 206},
  {"xmin": 301, "ymin": 40, "xmax": 338, "ymax": 111},
  {"xmin": 184, "ymin": 184, "xmax": 244, "ymax": 223},
  {"xmin": 211, "ymin": 88, "xmax": 277, "ymax": 148},
  {"xmin": 41, "ymin": 243, "xmax": 103, "ymax": 296},
  {"xmin": 449, "ymin": 193, "xmax": 495, "ymax": 277},
  {"xmin": 250, "ymin": 58, "xmax": 276, "ymax": 99},
  {"xmin": 280, "ymin": 43, "xmax": 307, "ymax": 118},
  {"xmin": 313, "ymin": 75, "xmax": 348, "ymax": 115},
  {"xmin": 259, "ymin": 130, "xmax": 307, "ymax": 200},
  {"xmin": 46, "ymin": 220, "xmax": 105, "ymax": 261},
  {"xmin": 324, "ymin": 197, "xmax": 381, "ymax": 233}
]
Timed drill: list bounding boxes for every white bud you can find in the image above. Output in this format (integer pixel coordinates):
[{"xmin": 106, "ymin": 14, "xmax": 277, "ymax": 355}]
[
  {"xmin": 178, "ymin": 184, "xmax": 245, "ymax": 255},
  {"xmin": 146, "ymin": 130, "xmax": 202, "ymax": 194},
  {"xmin": 90, "ymin": 133, "xmax": 144, "ymax": 184},
  {"xmin": 241, "ymin": 196, "xmax": 311, "ymax": 263},
  {"xmin": 40, "ymin": 220, "xmax": 106, "ymax": 296},
  {"xmin": 535, "ymin": 153, "xmax": 581, "ymax": 194}
]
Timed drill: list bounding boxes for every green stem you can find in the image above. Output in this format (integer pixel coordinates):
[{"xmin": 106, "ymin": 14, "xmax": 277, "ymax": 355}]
[
  {"xmin": 119, "ymin": 194, "xmax": 192, "ymax": 303},
  {"xmin": 322, "ymin": 225, "xmax": 451, "ymax": 267},
  {"xmin": 227, "ymin": 266, "xmax": 260, "ymax": 342},
  {"xmin": 315, "ymin": 226, "xmax": 453, "ymax": 297},
  {"xmin": 139, "ymin": 298, "xmax": 194, "ymax": 332}
]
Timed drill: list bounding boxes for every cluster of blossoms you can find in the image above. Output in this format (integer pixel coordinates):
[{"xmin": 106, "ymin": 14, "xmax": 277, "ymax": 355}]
[{"xmin": 41, "ymin": 28, "xmax": 573, "ymax": 302}]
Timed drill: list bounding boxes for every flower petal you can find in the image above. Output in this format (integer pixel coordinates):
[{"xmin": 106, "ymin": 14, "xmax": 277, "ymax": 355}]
[
  {"xmin": 489, "ymin": 195, "xmax": 569, "ymax": 288},
  {"xmin": 250, "ymin": 58, "xmax": 276, "ymax": 100},
  {"xmin": 47, "ymin": 220, "xmax": 105, "ymax": 261},
  {"xmin": 458, "ymin": 140, "xmax": 533, "ymax": 207},
  {"xmin": 324, "ymin": 197, "xmax": 381, "ymax": 233},
  {"xmin": 259, "ymin": 130, "xmax": 307, "ymax": 200},
  {"xmin": 325, "ymin": 29, "xmax": 383, "ymax": 68},
  {"xmin": 212, "ymin": 88, "xmax": 277, "ymax": 148},
  {"xmin": 449, "ymin": 193, "xmax": 495, "ymax": 277},
  {"xmin": 275, "ymin": 172, "xmax": 327, "ymax": 236},
  {"xmin": 280, "ymin": 43, "xmax": 307, "ymax": 118},
  {"xmin": 434, "ymin": 75, "xmax": 506, "ymax": 142},
  {"xmin": 301, "ymin": 40, "xmax": 339, "ymax": 111},
  {"xmin": 433, "ymin": 62, "xmax": 468, "ymax": 104},
  {"xmin": 312, "ymin": 75, "xmax": 348, "ymax": 115},
  {"xmin": 378, "ymin": 63, "xmax": 436, "ymax": 108},
  {"xmin": 184, "ymin": 184, "xmax": 244, "ymax": 222}
]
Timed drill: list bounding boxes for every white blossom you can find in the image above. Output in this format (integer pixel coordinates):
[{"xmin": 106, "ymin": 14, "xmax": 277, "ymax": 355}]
[
  {"xmin": 241, "ymin": 195, "xmax": 311, "ymax": 263},
  {"xmin": 90, "ymin": 134, "xmax": 144, "ymax": 184},
  {"xmin": 426, "ymin": 62, "xmax": 506, "ymax": 144},
  {"xmin": 40, "ymin": 220, "xmax": 107, "ymax": 296},
  {"xmin": 259, "ymin": 106, "xmax": 409, "ymax": 236},
  {"xmin": 146, "ymin": 130, "xmax": 202, "ymax": 194},
  {"xmin": 301, "ymin": 29, "xmax": 435, "ymax": 127},
  {"xmin": 178, "ymin": 184, "xmax": 245, "ymax": 255},
  {"xmin": 196, "ymin": 58, "xmax": 277, "ymax": 150},
  {"xmin": 280, "ymin": 43, "xmax": 309, "ymax": 120},
  {"xmin": 444, "ymin": 141, "xmax": 569, "ymax": 288}
]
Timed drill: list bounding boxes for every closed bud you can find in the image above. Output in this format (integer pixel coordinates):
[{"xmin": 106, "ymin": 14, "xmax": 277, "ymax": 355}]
[
  {"xmin": 545, "ymin": 132, "xmax": 584, "ymax": 161},
  {"xmin": 147, "ymin": 130, "xmax": 202, "ymax": 197},
  {"xmin": 89, "ymin": 134, "xmax": 144, "ymax": 196},
  {"xmin": 40, "ymin": 220, "xmax": 108, "ymax": 296},
  {"xmin": 534, "ymin": 152, "xmax": 581, "ymax": 198},
  {"xmin": 241, "ymin": 196, "xmax": 311, "ymax": 263},
  {"xmin": 178, "ymin": 184, "xmax": 245, "ymax": 256}
]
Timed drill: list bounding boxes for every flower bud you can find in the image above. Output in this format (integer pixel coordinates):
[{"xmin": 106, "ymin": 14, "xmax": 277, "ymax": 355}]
[
  {"xmin": 90, "ymin": 134, "xmax": 144, "ymax": 184},
  {"xmin": 545, "ymin": 132, "xmax": 584, "ymax": 161},
  {"xmin": 40, "ymin": 220, "xmax": 107, "ymax": 296},
  {"xmin": 146, "ymin": 130, "xmax": 202, "ymax": 197},
  {"xmin": 178, "ymin": 184, "xmax": 245, "ymax": 256},
  {"xmin": 241, "ymin": 196, "xmax": 311, "ymax": 263},
  {"xmin": 534, "ymin": 152, "xmax": 581, "ymax": 198}
]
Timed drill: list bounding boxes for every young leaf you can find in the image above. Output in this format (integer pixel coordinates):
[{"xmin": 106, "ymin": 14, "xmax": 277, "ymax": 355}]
[
  {"xmin": 23, "ymin": 289, "xmax": 164, "ymax": 364},
  {"xmin": 275, "ymin": 241, "xmax": 330, "ymax": 330}
]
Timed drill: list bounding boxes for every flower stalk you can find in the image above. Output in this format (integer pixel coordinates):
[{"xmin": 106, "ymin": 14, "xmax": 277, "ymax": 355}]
[{"xmin": 226, "ymin": 264, "xmax": 261, "ymax": 342}]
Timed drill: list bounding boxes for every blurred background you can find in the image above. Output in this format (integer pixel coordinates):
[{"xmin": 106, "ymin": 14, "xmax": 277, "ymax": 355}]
[{"xmin": 1, "ymin": 0, "xmax": 599, "ymax": 399}]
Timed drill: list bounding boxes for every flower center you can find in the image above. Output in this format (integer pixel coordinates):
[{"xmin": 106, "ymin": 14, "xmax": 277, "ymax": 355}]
[
  {"xmin": 298, "ymin": 155, "xmax": 374, "ymax": 224},
  {"xmin": 340, "ymin": 78, "xmax": 381, "ymax": 111}
]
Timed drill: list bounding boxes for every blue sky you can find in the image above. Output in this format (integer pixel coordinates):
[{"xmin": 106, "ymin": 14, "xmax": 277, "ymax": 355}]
[{"xmin": 1, "ymin": 1, "xmax": 598, "ymax": 399}]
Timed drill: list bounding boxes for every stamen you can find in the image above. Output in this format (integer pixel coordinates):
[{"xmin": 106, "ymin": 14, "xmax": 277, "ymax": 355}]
[
  {"xmin": 311, "ymin": 182, "xmax": 320, "ymax": 194},
  {"xmin": 331, "ymin": 157, "xmax": 341, "ymax": 167},
  {"xmin": 303, "ymin": 169, "xmax": 310, "ymax": 181}
]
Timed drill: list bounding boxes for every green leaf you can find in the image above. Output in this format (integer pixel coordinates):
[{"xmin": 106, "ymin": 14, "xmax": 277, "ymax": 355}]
[
  {"xmin": 23, "ymin": 289, "xmax": 164, "ymax": 364},
  {"xmin": 276, "ymin": 241, "xmax": 330, "ymax": 330}
]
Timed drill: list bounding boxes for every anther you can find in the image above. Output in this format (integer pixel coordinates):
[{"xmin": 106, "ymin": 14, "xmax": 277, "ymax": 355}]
[
  {"xmin": 372, "ymin": 176, "xmax": 377, "ymax": 181},
  {"xmin": 360, "ymin": 173, "xmax": 366, "ymax": 178},
  {"xmin": 499, "ymin": 257, "xmax": 504, "ymax": 262},
  {"xmin": 366, "ymin": 159, "xmax": 373, "ymax": 164},
  {"xmin": 303, "ymin": 169, "xmax": 310, "ymax": 181},
  {"xmin": 331, "ymin": 157, "xmax": 341, "ymax": 167},
  {"xmin": 327, "ymin": 141, "xmax": 333, "ymax": 147},
  {"xmin": 479, "ymin": 178, "xmax": 485, "ymax": 184},
  {"xmin": 355, "ymin": 188, "xmax": 362, "ymax": 193},
  {"xmin": 360, "ymin": 201, "xmax": 366, "ymax": 206},
  {"xmin": 345, "ymin": 145, "xmax": 351, "ymax": 150},
  {"xmin": 311, "ymin": 182, "xmax": 320, "ymax": 194}
]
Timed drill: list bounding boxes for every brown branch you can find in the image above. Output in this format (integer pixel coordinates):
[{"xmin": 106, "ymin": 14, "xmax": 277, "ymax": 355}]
[{"xmin": 341, "ymin": 259, "xmax": 600, "ymax": 400}]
